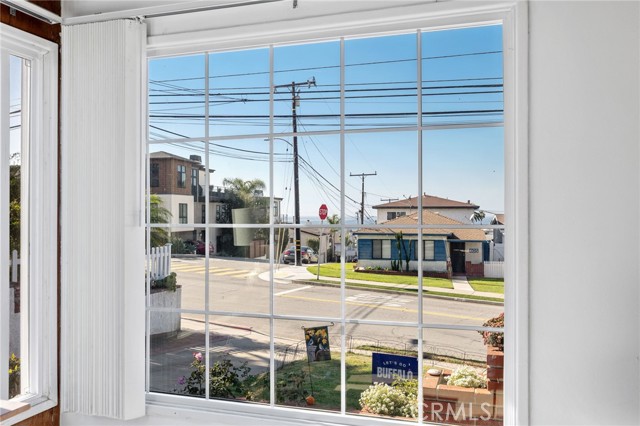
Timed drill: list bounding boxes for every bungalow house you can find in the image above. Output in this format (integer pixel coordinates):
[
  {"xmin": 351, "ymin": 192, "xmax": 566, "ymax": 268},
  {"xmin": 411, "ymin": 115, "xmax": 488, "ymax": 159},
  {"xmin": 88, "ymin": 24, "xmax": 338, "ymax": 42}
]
[
  {"xmin": 372, "ymin": 194, "xmax": 480, "ymax": 224},
  {"xmin": 355, "ymin": 211, "xmax": 487, "ymax": 278}
]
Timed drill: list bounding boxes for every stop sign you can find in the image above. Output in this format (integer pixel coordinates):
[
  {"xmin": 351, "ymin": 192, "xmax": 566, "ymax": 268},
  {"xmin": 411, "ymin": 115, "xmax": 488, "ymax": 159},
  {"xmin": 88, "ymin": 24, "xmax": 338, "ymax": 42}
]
[{"xmin": 318, "ymin": 204, "xmax": 328, "ymax": 220}]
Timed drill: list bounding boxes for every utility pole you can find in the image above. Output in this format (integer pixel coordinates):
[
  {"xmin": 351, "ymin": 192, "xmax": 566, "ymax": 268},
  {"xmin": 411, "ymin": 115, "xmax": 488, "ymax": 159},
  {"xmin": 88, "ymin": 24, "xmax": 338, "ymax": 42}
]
[
  {"xmin": 350, "ymin": 171, "xmax": 377, "ymax": 224},
  {"xmin": 274, "ymin": 77, "xmax": 316, "ymax": 265}
]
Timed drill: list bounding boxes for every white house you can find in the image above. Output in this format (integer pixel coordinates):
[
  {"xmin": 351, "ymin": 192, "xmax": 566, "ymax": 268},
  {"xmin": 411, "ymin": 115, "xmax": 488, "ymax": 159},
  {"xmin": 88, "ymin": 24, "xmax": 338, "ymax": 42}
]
[{"xmin": 372, "ymin": 194, "xmax": 480, "ymax": 224}]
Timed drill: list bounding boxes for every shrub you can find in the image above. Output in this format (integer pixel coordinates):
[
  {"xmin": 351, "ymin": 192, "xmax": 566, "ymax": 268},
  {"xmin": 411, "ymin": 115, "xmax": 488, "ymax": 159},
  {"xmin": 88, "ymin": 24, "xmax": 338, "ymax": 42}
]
[
  {"xmin": 276, "ymin": 370, "xmax": 308, "ymax": 404},
  {"xmin": 478, "ymin": 312, "xmax": 504, "ymax": 351},
  {"xmin": 359, "ymin": 380, "xmax": 418, "ymax": 418},
  {"xmin": 151, "ymin": 272, "xmax": 177, "ymax": 292},
  {"xmin": 9, "ymin": 353, "xmax": 20, "ymax": 398},
  {"xmin": 177, "ymin": 352, "xmax": 251, "ymax": 399},
  {"xmin": 446, "ymin": 366, "xmax": 487, "ymax": 389}
]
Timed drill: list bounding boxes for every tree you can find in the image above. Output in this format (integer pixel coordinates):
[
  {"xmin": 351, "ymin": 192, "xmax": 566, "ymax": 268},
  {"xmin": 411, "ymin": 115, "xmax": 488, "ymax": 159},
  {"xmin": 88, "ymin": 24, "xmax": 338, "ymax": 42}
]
[
  {"xmin": 149, "ymin": 194, "xmax": 172, "ymax": 247},
  {"xmin": 222, "ymin": 177, "xmax": 266, "ymax": 210},
  {"xmin": 219, "ymin": 178, "xmax": 269, "ymax": 257},
  {"xmin": 471, "ymin": 210, "xmax": 486, "ymax": 224},
  {"xmin": 9, "ymin": 162, "xmax": 20, "ymax": 253},
  {"xmin": 327, "ymin": 214, "xmax": 339, "ymax": 261},
  {"xmin": 307, "ymin": 238, "xmax": 320, "ymax": 253}
]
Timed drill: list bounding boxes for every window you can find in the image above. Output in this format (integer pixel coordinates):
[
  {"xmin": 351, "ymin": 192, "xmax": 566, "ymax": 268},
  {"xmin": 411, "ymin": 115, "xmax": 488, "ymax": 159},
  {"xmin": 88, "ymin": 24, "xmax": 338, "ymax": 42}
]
[
  {"xmin": 150, "ymin": 163, "xmax": 160, "ymax": 187},
  {"xmin": 423, "ymin": 240, "xmax": 434, "ymax": 260},
  {"xmin": 145, "ymin": 5, "xmax": 523, "ymax": 424},
  {"xmin": 191, "ymin": 168, "xmax": 198, "ymax": 196},
  {"xmin": 201, "ymin": 204, "xmax": 206, "ymax": 223},
  {"xmin": 1, "ymin": 23, "xmax": 58, "ymax": 421},
  {"xmin": 177, "ymin": 164, "xmax": 186, "ymax": 188},
  {"xmin": 179, "ymin": 203, "xmax": 188, "ymax": 223},
  {"xmin": 372, "ymin": 240, "xmax": 382, "ymax": 259}
]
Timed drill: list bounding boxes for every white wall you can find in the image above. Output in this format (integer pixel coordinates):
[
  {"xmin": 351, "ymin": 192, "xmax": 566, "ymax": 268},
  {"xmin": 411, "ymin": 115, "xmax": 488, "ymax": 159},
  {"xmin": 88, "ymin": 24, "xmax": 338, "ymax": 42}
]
[{"xmin": 528, "ymin": 1, "xmax": 639, "ymax": 425}]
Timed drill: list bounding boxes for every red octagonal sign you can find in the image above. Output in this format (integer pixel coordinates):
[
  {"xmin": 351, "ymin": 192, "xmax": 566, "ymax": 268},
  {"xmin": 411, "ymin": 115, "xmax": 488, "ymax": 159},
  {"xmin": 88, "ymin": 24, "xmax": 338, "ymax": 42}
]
[{"xmin": 318, "ymin": 204, "xmax": 328, "ymax": 221}]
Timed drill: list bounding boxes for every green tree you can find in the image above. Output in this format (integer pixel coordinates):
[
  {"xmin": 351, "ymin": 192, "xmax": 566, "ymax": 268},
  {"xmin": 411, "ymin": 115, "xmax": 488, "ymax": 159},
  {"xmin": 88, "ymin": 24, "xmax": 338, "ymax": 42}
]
[
  {"xmin": 327, "ymin": 214, "xmax": 340, "ymax": 262},
  {"xmin": 222, "ymin": 177, "xmax": 267, "ymax": 210},
  {"xmin": 219, "ymin": 178, "xmax": 268, "ymax": 256},
  {"xmin": 149, "ymin": 194, "xmax": 172, "ymax": 247},
  {"xmin": 471, "ymin": 210, "xmax": 485, "ymax": 224},
  {"xmin": 307, "ymin": 238, "xmax": 319, "ymax": 252},
  {"xmin": 9, "ymin": 163, "xmax": 20, "ymax": 253}
]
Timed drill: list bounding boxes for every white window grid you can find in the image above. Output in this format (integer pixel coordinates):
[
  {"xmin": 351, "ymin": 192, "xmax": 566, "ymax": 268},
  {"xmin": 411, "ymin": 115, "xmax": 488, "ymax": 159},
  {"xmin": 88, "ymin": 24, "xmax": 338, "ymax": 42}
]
[{"xmin": 144, "ymin": 17, "xmax": 518, "ymax": 426}]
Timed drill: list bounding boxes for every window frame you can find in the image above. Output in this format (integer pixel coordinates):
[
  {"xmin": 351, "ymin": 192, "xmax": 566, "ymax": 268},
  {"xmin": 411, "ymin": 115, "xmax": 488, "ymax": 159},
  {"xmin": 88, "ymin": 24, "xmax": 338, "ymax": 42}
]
[
  {"xmin": 144, "ymin": 2, "xmax": 529, "ymax": 425},
  {"xmin": 423, "ymin": 240, "xmax": 435, "ymax": 261},
  {"xmin": 0, "ymin": 23, "xmax": 59, "ymax": 424},
  {"xmin": 150, "ymin": 162, "xmax": 160, "ymax": 187},
  {"xmin": 178, "ymin": 203, "xmax": 188, "ymax": 224},
  {"xmin": 176, "ymin": 164, "xmax": 186, "ymax": 188}
]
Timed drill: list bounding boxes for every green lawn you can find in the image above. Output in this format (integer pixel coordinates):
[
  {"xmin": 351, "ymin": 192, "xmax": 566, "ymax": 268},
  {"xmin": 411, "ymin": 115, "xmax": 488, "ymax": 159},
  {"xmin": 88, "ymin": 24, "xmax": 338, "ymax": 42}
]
[
  {"xmin": 307, "ymin": 263, "xmax": 453, "ymax": 289},
  {"xmin": 467, "ymin": 278, "xmax": 505, "ymax": 294},
  {"xmin": 248, "ymin": 352, "xmax": 372, "ymax": 411}
]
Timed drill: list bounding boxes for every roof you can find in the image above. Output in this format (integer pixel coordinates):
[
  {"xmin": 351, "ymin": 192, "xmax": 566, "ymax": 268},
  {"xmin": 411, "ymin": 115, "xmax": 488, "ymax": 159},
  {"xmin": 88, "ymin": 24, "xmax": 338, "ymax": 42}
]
[
  {"xmin": 491, "ymin": 214, "xmax": 505, "ymax": 225},
  {"xmin": 356, "ymin": 211, "xmax": 486, "ymax": 241},
  {"xmin": 372, "ymin": 194, "xmax": 479, "ymax": 210},
  {"xmin": 150, "ymin": 151, "xmax": 202, "ymax": 165}
]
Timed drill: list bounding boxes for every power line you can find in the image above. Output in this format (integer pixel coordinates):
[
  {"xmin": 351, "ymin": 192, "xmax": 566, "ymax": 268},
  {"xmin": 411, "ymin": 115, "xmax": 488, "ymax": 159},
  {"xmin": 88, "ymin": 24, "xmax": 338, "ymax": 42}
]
[{"xmin": 150, "ymin": 50, "xmax": 503, "ymax": 84}]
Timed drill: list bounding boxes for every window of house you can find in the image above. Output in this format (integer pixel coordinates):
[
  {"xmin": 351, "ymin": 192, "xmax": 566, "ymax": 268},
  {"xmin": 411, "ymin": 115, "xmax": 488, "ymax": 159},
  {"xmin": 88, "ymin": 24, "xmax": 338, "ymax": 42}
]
[
  {"xmin": 150, "ymin": 163, "xmax": 159, "ymax": 187},
  {"xmin": 372, "ymin": 240, "xmax": 382, "ymax": 259},
  {"xmin": 177, "ymin": 164, "xmax": 186, "ymax": 188},
  {"xmin": 1, "ymin": 23, "xmax": 58, "ymax": 422},
  {"xmin": 191, "ymin": 168, "xmax": 198, "ymax": 195},
  {"xmin": 145, "ymin": 6, "xmax": 520, "ymax": 424},
  {"xmin": 201, "ymin": 204, "xmax": 206, "ymax": 223},
  {"xmin": 179, "ymin": 203, "xmax": 188, "ymax": 224},
  {"xmin": 424, "ymin": 240, "xmax": 434, "ymax": 260}
]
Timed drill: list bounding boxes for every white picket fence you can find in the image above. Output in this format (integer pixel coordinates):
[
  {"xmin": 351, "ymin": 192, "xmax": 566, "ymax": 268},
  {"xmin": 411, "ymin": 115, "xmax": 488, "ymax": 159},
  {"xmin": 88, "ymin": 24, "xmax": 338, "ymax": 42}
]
[
  {"xmin": 9, "ymin": 250, "xmax": 20, "ymax": 283},
  {"xmin": 149, "ymin": 244, "xmax": 172, "ymax": 280},
  {"xmin": 484, "ymin": 261, "xmax": 504, "ymax": 279}
]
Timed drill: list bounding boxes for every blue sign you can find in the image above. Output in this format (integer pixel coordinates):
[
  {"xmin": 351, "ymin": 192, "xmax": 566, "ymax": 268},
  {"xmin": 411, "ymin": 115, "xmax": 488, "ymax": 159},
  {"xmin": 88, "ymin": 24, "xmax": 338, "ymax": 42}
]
[{"xmin": 371, "ymin": 352, "xmax": 419, "ymax": 384}]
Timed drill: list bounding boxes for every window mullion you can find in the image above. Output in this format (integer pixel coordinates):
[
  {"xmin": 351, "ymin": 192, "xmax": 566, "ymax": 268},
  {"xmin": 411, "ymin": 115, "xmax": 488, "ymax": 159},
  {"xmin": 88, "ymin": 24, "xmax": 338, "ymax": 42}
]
[
  {"xmin": 0, "ymin": 49, "xmax": 11, "ymax": 402},
  {"xmin": 416, "ymin": 28, "xmax": 424, "ymax": 425},
  {"xmin": 339, "ymin": 36, "xmax": 346, "ymax": 416},
  {"xmin": 204, "ymin": 52, "xmax": 211, "ymax": 401}
]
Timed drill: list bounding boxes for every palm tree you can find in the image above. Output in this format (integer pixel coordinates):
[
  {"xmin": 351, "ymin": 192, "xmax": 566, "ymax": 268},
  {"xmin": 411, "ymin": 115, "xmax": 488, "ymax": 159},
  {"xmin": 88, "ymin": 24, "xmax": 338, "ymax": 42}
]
[
  {"xmin": 149, "ymin": 194, "xmax": 171, "ymax": 247},
  {"xmin": 222, "ymin": 177, "xmax": 266, "ymax": 207},
  {"xmin": 471, "ymin": 210, "xmax": 486, "ymax": 224}
]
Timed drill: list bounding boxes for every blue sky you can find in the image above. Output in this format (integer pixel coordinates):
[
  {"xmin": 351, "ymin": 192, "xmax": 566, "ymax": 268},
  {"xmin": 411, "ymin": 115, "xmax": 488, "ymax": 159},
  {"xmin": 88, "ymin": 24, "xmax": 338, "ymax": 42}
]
[{"xmin": 148, "ymin": 24, "xmax": 504, "ymax": 222}]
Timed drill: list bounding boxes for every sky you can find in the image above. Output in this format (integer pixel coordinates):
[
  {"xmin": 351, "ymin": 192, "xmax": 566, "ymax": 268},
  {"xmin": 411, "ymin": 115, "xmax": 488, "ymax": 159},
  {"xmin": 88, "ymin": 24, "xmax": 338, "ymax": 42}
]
[
  {"xmin": 9, "ymin": 55, "xmax": 22, "ymax": 161},
  {"xmin": 148, "ymin": 24, "xmax": 504, "ymax": 223}
]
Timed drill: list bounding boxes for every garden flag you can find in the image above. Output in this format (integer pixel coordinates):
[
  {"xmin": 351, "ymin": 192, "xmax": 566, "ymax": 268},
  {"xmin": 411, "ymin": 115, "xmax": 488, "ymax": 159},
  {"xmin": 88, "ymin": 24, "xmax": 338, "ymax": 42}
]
[{"xmin": 304, "ymin": 326, "xmax": 331, "ymax": 362}]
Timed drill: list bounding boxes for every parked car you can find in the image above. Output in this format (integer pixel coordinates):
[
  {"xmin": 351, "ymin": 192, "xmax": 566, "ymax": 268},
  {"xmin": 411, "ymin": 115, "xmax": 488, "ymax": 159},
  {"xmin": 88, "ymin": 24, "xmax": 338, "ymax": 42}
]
[
  {"xmin": 194, "ymin": 241, "xmax": 214, "ymax": 256},
  {"xmin": 281, "ymin": 245, "xmax": 318, "ymax": 264}
]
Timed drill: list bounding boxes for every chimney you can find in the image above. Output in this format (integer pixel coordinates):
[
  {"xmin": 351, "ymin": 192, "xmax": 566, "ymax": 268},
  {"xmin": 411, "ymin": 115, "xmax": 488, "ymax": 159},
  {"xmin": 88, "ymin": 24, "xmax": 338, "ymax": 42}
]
[
  {"xmin": 190, "ymin": 155, "xmax": 202, "ymax": 163},
  {"xmin": 467, "ymin": 200, "xmax": 470, "ymax": 204}
]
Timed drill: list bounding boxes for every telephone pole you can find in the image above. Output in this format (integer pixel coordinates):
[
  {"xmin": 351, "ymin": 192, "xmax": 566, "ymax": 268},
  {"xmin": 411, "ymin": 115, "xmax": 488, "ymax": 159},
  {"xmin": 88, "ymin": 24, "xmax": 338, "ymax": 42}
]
[
  {"xmin": 274, "ymin": 77, "xmax": 316, "ymax": 265},
  {"xmin": 350, "ymin": 171, "xmax": 377, "ymax": 224}
]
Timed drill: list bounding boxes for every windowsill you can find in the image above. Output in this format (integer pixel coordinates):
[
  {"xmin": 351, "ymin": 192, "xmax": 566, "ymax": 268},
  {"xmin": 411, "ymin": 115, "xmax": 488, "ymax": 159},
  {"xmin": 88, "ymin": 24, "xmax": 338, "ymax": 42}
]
[
  {"xmin": 0, "ymin": 400, "xmax": 30, "ymax": 423},
  {"xmin": 0, "ymin": 398, "xmax": 56, "ymax": 426}
]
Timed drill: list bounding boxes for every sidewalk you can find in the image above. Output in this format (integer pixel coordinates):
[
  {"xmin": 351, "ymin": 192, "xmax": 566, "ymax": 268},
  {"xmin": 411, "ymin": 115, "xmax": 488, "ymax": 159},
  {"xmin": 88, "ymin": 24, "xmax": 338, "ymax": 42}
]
[{"xmin": 264, "ymin": 265, "xmax": 504, "ymax": 300}]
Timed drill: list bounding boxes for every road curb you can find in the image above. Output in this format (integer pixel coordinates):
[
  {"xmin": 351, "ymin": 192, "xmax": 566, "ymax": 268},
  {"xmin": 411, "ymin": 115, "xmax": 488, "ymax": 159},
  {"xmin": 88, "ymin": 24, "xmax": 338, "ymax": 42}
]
[{"xmin": 291, "ymin": 280, "xmax": 504, "ymax": 306}]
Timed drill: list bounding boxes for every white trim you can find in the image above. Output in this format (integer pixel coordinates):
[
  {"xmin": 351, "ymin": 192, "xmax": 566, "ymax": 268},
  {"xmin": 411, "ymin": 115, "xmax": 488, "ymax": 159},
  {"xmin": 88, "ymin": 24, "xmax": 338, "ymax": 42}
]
[
  {"xmin": 0, "ymin": 21, "xmax": 59, "ymax": 415},
  {"xmin": 502, "ymin": 2, "xmax": 529, "ymax": 425},
  {"xmin": 147, "ymin": 1, "xmax": 512, "ymax": 57},
  {"xmin": 145, "ymin": 1, "xmax": 527, "ymax": 425}
]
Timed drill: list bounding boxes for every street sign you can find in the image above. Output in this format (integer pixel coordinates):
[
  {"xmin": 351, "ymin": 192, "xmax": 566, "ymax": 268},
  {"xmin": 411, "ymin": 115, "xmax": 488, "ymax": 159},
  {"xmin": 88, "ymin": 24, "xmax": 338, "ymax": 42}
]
[{"xmin": 318, "ymin": 204, "xmax": 328, "ymax": 220}]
